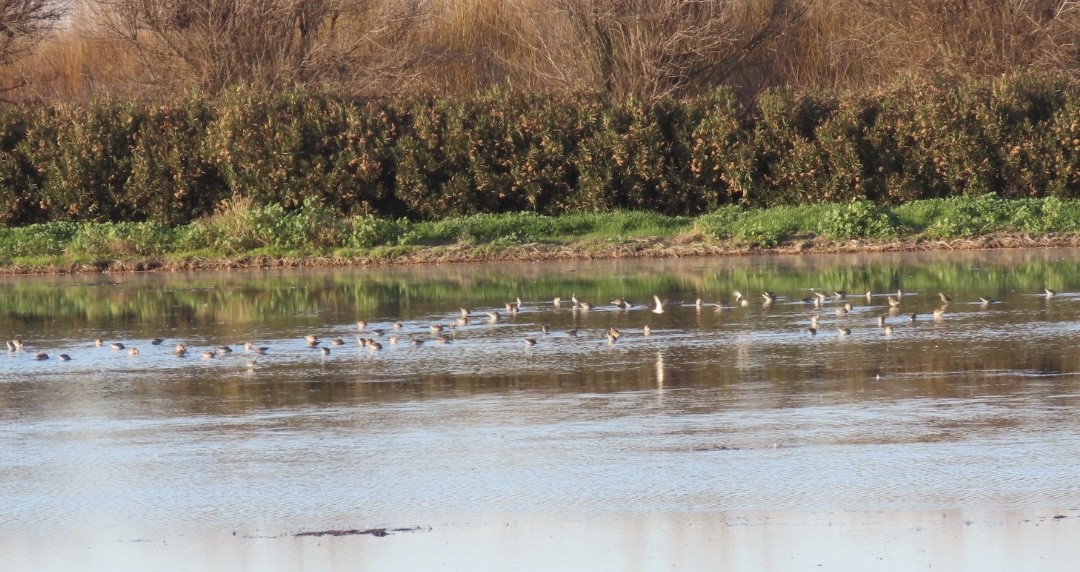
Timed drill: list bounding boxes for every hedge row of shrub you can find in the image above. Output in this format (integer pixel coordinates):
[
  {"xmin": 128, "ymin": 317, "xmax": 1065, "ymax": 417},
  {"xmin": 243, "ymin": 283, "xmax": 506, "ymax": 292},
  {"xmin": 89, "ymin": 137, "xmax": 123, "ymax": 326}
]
[{"xmin": 3, "ymin": 73, "xmax": 1080, "ymax": 226}]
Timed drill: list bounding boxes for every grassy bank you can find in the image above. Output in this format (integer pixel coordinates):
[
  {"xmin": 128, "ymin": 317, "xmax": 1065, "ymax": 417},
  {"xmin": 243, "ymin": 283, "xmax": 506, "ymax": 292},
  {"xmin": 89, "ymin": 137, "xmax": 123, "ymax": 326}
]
[{"xmin": 3, "ymin": 195, "xmax": 1080, "ymax": 274}]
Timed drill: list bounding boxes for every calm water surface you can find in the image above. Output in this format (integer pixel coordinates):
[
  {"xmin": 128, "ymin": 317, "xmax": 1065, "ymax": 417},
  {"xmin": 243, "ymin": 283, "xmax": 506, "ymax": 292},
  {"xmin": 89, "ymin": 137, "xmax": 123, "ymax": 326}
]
[{"xmin": 2, "ymin": 249, "xmax": 1080, "ymax": 570}]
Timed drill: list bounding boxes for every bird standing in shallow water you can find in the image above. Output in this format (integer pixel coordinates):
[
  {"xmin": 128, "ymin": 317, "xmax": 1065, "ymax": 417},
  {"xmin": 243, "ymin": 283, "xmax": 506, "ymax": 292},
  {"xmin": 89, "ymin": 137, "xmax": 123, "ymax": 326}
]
[
  {"xmin": 651, "ymin": 295, "xmax": 664, "ymax": 314},
  {"xmin": 523, "ymin": 338, "xmax": 537, "ymax": 347},
  {"xmin": 58, "ymin": 354, "xmax": 71, "ymax": 361},
  {"xmin": 110, "ymin": 342, "xmax": 125, "ymax": 351},
  {"xmin": 939, "ymin": 292, "xmax": 952, "ymax": 303},
  {"xmin": 1044, "ymin": 288, "xmax": 1056, "ymax": 298},
  {"xmin": 33, "ymin": 352, "xmax": 48, "ymax": 360}
]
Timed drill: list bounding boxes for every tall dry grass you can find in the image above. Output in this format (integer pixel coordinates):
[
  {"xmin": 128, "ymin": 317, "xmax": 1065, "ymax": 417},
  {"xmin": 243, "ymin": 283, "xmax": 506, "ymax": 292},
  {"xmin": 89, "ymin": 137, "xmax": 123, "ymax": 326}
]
[{"xmin": 4, "ymin": 0, "xmax": 1080, "ymax": 102}]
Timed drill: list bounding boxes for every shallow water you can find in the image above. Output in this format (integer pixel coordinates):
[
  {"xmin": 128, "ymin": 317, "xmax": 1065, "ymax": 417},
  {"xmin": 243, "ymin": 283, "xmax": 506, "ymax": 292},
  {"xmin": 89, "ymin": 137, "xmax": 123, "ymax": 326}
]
[{"xmin": 3, "ymin": 249, "xmax": 1080, "ymax": 570}]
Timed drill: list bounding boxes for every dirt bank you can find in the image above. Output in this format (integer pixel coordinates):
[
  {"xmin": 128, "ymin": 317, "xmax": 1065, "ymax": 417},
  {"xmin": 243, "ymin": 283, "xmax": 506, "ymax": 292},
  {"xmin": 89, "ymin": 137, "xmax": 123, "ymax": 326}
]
[{"xmin": 4, "ymin": 232, "xmax": 1080, "ymax": 275}]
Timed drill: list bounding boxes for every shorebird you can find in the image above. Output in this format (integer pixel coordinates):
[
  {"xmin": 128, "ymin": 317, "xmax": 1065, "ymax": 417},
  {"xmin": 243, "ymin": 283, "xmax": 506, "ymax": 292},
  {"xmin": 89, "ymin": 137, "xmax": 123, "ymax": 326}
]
[
  {"xmin": 579, "ymin": 302, "xmax": 592, "ymax": 311},
  {"xmin": 835, "ymin": 307, "xmax": 848, "ymax": 315},
  {"xmin": 643, "ymin": 325, "xmax": 652, "ymax": 336},
  {"xmin": 806, "ymin": 327, "xmax": 817, "ymax": 336},
  {"xmin": 939, "ymin": 292, "xmax": 952, "ymax": 303},
  {"xmin": 110, "ymin": 342, "xmax": 125, "ymax": 350},
  {"xmin": 695, "ymin": 298, "xmax": 703, "ymax": 310},
  {"xmin": 523, "ymin": 338, "xmax": 537, "ymax": 347},
  {"xmin": 12, "ymin": 339, "xmax": 23, "ymax": 351},
  {"xmin": 553, "ymin": 297, "xmax": 562, "ymax": 308},
  {"xmin": 410, "ymin": 338, "xmax": 424, "ymax": 347},
  {"xmin": 505, "ymin": 302, "xmax": 518, "ymax": 314},
  {"xmin": 216, "ymin": 345, "xmax": 233, "ymax": 355},
  {"xmin": 368, "ymin": 341, "xmax": 383, "ymax": 351},
  {"xmin": 460, "ymin": 307, "xmax": 471, "ymax": 317},
  {"xmin": 607, "ymin": 327, "xmax": 621, "ymax": 340},
  {"xmin": 933, "ymin": 308, "xmax": 946, "ymax": 320},
  {"xmin": 810, "ymin": 315, "xmax": 820, "ymax": 327},
  {"xmin": 5, "ymin": 341, "xmax": 14, "ymax": 352},
  {"xmin": 832, "ymin": 291, "xmax": 846, "ymax": 300},
  {"xmin": 864, "ymin": 291, "xmax": 873, "ymax": 302},
  {"xmin": 566, "ymin": 329, "xmax": 579, "ymax": 337},
  {"xmin": 611, "ymin": 298, "xmax": 630, "ymax": 310},
  {"xmin": 58, "ymin": 354, "xmax": 71, "ymax": 361},
  {"xmin": 887, "ymin": 296, "xmax": 901, "ymax": 308},
  {"xmin": 244, "ymin": 342, "xmax": 268, "ymax": 354},
  {"xmin": 884, "ymin": 325, "xmax": 894, "ymax": 336},
  {"xmin": 762, "ymin": 291, "xmax": 778, "ymax": 303},
  {"xmin": 389, "ymin": 335, "xmax": 399, "ymax": 344},
  {"xmin": 877, "ymin": 315, "xmax": 885, "ymax": 327},
  {"xmin": 540, "ymin": 325, "xmax": 549, "ymax": 335},
  {"xmin": 128, "ymin": 347, "xmax": 140, "ymax": 357},
  {"xmin": 320, "ymin": 346, "xmax": 330, "ymax": 356},
  {"xmin": 837, "ymin": 327, "xmax": 851, "ymax": 337},
  {"xmin": 393, "ymin": 322, "xmax": 403, "ymax": 329},
  {"xmin": 201, "ymin": 351, "xmax": 215, "ymax": 359},
  {"xmin": 486, "ymin": 311, "xmax": 500, "ymax": 323},
  {"xmin": 606, "ymin": 330, "xmax": 618, "ymax": 344},
  {"xmin": 175, "ymin": 343, "xmax": 188, "ymax": 357},
  {"xmin": 430, "ymin": 324, "xmax": 444, "ymax": 333},
  {"xmin": 356, "ymin": 321, "xmax": 368, "ymax": 330},
  {"xmin": 1044, "ymin": 288, "xmax": 1057, "ymax": 298},
  {"xmin": 151, "ymin": 338, "xmax": 164, "ymax": 345},
  {"xmin": 304, "ymin": 334, "xmax": 320, "ymax": 347},
  {"xmin": 651, "ymin": 295, "xmax": 665, "ymax": 314},
  {"xmin": 33, "ymin": 352, "xmax": 48, "ymax": 360},
  {"xmin": 979, "ymin": 296, "xmax": 995, "ymax": 305},
  {"xmin": 95, "ymin": 338, "xmax": 104, "ymax": 347},
  {"xmin": 330, "ymin": 338, "xmax": 345, "ymax": 346}
]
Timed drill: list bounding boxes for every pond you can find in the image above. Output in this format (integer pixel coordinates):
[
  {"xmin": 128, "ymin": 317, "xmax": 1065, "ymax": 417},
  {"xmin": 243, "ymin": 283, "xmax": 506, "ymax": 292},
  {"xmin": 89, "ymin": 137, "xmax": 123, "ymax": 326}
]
[{"xmin": 2, "ymin": 249, "xmax": 1080, "ymax": 571}]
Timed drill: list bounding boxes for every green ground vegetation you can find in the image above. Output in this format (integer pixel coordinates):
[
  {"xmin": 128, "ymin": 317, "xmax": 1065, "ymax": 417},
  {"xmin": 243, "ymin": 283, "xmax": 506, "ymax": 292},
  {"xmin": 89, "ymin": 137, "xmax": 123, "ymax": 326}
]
[{"xmin": 2, "ymin": 195, "xmax": 1079, "ymax": 270}]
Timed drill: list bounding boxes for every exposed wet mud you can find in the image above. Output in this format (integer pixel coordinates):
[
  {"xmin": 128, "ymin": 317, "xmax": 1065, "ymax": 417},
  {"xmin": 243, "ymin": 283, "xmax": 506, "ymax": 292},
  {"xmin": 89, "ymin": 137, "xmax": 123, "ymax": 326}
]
[{"xmin": 5, "ymin": 232, "xmax": 1080, "ymax": 275}]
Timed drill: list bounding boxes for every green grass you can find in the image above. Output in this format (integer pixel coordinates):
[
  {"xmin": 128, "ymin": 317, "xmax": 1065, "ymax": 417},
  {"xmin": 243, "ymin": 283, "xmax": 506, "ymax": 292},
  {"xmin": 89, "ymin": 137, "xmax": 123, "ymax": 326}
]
[{"xmin": 4, "ymin": 196, "xmax": 1080, "ymax": 270}]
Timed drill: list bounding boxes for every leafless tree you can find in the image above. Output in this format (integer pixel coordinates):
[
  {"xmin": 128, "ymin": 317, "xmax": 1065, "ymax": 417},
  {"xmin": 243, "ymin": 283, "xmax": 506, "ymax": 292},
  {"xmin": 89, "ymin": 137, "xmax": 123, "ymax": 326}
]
[
  {"xmin": 549, "ymin": 0, "xmax": 802, "ymax": 100},
  {"xmin": 86, "ymin": 0, "xmax": 426, "ymax": 94},
  {"xmin": 0, "ymin": 0, "xmax": 66, "ymax": 96}
]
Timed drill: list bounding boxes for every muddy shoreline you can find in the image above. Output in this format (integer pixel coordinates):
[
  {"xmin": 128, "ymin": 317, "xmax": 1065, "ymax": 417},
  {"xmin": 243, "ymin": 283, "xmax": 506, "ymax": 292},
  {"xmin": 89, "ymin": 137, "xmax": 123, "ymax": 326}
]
[{"xmin": 4, "ymin": 232, "xmax": 1080, "ymax": 275}]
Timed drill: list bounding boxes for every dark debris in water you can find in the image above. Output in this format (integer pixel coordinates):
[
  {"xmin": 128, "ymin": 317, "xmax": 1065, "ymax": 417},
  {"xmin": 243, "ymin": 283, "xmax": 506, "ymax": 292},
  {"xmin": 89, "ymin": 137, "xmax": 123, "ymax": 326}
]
[
  {"xmin": 294, "ymin": 526, "xmax": 429, "ymax": 538},
  {"xmin": 692, "ymin": 444, "xmax": 741, "ymax": 452}
]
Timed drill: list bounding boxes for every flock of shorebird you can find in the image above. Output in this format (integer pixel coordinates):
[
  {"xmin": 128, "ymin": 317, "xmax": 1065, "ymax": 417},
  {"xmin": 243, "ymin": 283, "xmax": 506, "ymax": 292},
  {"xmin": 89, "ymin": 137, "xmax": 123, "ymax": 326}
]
[{"xmin": 4, "ymin": 287, "xmax": 1059, "ymax": 366}]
